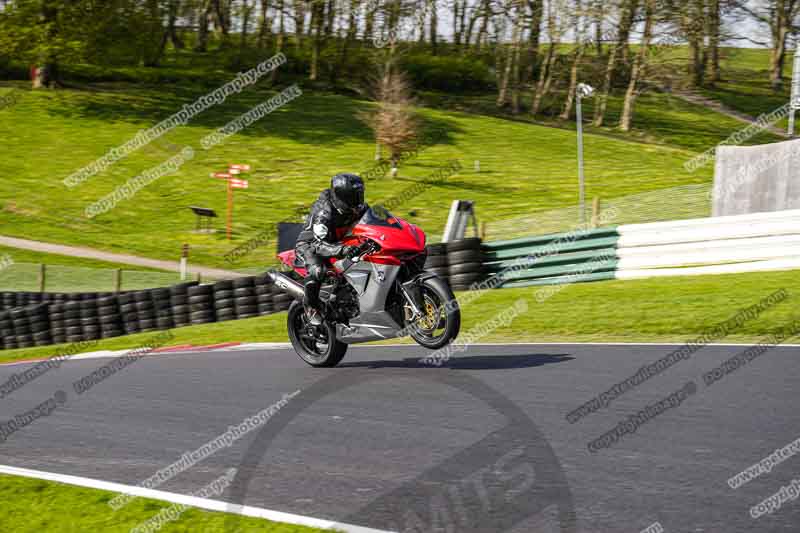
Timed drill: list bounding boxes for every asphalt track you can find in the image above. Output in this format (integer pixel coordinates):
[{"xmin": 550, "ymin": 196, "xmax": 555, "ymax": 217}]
[{"xmin": 0, "ymin": 343, "xmax": 798, "ymax": 532}]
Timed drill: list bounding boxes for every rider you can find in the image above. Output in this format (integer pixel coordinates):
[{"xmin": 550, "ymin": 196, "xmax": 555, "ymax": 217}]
[{"xmin": 295, "ymin": 173, "xmax": 368, "ymax": 325}]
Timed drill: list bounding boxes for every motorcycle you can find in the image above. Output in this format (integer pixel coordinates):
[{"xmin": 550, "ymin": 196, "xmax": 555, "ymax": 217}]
[{"xmin": 268, "ymin": 205, "xmax": 461, "ymax": 367}]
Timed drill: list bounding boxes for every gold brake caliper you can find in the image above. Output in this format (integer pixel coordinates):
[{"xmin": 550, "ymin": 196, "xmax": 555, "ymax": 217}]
[{"xmin": 418, "ymin": 301, "xmax": 437, "ymax": 330}]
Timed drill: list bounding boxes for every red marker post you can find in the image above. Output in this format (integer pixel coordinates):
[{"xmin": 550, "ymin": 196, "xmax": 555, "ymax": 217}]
[{"xmin": 210, "ymin": 165, "xmax": 251, "ymax": 240}]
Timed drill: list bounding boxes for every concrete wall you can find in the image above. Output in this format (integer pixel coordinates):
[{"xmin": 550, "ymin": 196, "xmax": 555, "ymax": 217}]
[{"xmin": 713, "ymin": 139, "xmax": 800, "ymax": 216}]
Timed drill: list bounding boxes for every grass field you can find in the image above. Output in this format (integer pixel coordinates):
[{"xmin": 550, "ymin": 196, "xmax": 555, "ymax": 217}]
[
  {"xmin": 690, "ymin": 46, "xmax": 795, "ymax": 133},
  {"xmin": 0, "ymin": 245, "xmax": 188, "ymax": 292},
  {"xmin": 420, "ymin": 82, "xmax": 782, "ymax": 154},
  {"xmin": 0, "ymin": 474, "xmax": 326, "ymax": 533},
  {"xmin": 1, "ymin": 269, "xmax": 797, "ymax": 365},
  {"xmin": 0, "ymin": 79, "xmax": 710, "ymax": 272}
]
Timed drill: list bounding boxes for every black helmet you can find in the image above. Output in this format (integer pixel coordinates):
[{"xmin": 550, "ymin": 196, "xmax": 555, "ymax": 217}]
[{"xmin": 331, "ymin": 173, "xmax": 365, "ymax": 215}]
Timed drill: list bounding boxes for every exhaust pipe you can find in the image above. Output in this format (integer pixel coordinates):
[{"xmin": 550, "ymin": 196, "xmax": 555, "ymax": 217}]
[{"xmin": 268, "ymin": 271, "xmax": 305, "ymax": 300}]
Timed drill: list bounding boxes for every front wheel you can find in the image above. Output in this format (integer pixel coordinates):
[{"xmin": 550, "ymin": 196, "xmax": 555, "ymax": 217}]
[
  {"xmin": 407, "ymin": 275, "xmax": 461, "ymax": 350},
  {"xmin": 287, "ymin": 301, "xmax": 348, "ymax": 367}
]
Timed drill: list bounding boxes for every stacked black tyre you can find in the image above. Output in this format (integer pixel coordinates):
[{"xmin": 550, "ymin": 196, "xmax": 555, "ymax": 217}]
[
  {"xmin": 424, "ymin": 243, "xmax": 449, "ymax": 283},
  {"xmin": 254, "ymin": 274, "xmax": 275, "ymax": 316},
  {"xmin": 212, "ymin": 280, "xmax": 235, "ymax": 322},
  {"xmin": 97, "ymin": 295, "xmax": 123, "ymax": 339},
  {"xmin": 62, "ymin": 301, "xmax": 84, "ymax": 342},
  {"xmin": 27, "ymin": 303, "xmax": 52, "ymax": 346},
  {"xmin": 1, "ymin": 293, "xmax": 14, "ymax": 311},
  {"xmin": 80, "ymin": 297, "xmax": 101, "ymax": 341},
  {"xmin": 0, "ymin": 311, "xmax": 12, "ymax": 350},
  {"xmin": 10, "ymin": 307, "xmax": 33, "ymax": 348},
  {"xmin": 273, "ymin": 289, "xmax": 292, "ymax": 312},
  {"xmin": 188, "ymin": 285, "xmax": 215, "ymax": 325},
  {"xmin": 151, "ymin": 288, "xmax": 173, "ymax": 330},
  {"xmin": 233, "ymin": 277, "xmax": 258, "ymax": 319},
  {"xmin": 446, "ymin": 238, "xmax": 486, "ymax": 292},
  {"xmin": 49, "ymin": 303, "xmax": 66, "ymax": 345},
  {"xmin": 132, "ymin": 291, "xmax": 156, "ymax": 332},
  {"xmin": 118, "ymin": 292, "xmax": 140, "ymax": 336},
  {"xmin": 170, "ymin": 282, "xmax": 196, "ymax": 328}
]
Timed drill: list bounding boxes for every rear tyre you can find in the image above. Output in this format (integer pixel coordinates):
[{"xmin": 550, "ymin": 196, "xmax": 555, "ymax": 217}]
[
  {"xmin": 408, "ymin": 275, "xmax": 461, "ymax": 350},
  {"xmin": 287, "ymin": 301, "xmax": 347, "ymax": 367}
]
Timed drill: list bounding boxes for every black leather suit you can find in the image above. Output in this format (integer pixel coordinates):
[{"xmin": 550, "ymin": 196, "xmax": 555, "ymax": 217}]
[{"xmin": 295, "ymin": 189, "xmax": 367, "ymax": 311}]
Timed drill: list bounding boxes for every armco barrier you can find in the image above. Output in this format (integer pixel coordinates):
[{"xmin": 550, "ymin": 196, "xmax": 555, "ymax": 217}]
[
  {"xmin": 614, "ymin": 208, "xmax": 800, "ymax": 279},
  {"xmin": 480, "ymin": 208, "xmax": 800, "ymax": 288},
  {"xmin": 482, "ymin": 227, "xmax": 619, "ymax": 289}
]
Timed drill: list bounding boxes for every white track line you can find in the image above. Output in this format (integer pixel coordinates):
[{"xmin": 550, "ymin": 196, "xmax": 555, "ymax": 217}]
[{"xmin": 0, "ymin": 464, "xmax": 391, "ymax": 533}]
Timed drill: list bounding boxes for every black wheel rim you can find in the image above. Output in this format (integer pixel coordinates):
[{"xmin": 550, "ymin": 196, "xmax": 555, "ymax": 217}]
[{"xmin": 293, "ymin": 308, "xmax": 330, "ymax": 364}]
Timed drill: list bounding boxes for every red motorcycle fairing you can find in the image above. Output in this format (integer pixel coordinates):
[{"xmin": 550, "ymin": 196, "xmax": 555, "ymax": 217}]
[
  {"xmin": 278, "ymin": 206, "xmax": 426, "ymax": 274},
  {"xmin": 341, "ymin": 214, "xmax": 426, "ymax": 266}
]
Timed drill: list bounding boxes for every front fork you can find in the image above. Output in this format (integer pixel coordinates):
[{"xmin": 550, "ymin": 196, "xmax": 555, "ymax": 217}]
[{"xmin": 398, "ymin": 277, "xmax": 429, "ymax": 321}]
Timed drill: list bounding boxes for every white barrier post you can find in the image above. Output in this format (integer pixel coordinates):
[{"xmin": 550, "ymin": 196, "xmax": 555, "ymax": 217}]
[{"xmin": 180, "ymin": 244, "xmax": 189, "ymax": 281}]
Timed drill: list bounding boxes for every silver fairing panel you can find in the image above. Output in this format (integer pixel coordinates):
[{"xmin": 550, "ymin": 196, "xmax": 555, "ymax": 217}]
[{"xmin": 336, "ymin": 261, "xmax": 403, "ymax": 344}]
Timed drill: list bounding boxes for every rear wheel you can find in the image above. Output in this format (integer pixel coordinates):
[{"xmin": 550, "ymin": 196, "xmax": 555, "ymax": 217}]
[
  {"xmin": 407, "ymin": 276, "xmax": 461, "ymax": 350},
  {"xmin": 287, "ymin": 301, "xmax": 348, "ymax": 367}
]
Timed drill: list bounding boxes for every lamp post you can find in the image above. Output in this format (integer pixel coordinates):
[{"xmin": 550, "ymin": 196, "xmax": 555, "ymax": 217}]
[
  {"xmin": 789, "ymin": 41, "xmax": 800, "ymax": 137},
  {"xmin": 576, "ymin": 83, "xmax": 595, "ymax": 224}
]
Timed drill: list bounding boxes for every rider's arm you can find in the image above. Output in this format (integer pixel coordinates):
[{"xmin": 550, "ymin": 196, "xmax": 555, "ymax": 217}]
[{"xmin": 308, "ymin": 205, "xmax": 345, "ymax": 258}]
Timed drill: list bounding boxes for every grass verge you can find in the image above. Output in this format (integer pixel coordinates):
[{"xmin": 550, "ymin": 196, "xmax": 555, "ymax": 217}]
[
  {"xmin": 0, "ymin": 245, "xmax": 187, "ymax": 293},
  {"xmin": 0, "ymin": 473, "xmax": 328, "ymax": 533}
]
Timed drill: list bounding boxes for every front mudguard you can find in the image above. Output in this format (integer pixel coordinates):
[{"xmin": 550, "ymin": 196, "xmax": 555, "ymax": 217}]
[{"xmin": 401, "ymin": 271, "xmax": 454, "ymax": 317}]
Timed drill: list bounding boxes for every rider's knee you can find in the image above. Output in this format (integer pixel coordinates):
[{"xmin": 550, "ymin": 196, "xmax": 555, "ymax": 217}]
[{"xmin": 307, "ymin": 263, "xmax": 325, "ymax": 282}]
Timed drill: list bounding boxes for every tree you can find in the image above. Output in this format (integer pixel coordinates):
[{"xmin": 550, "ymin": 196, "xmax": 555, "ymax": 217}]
[
  {"xmin": 560, "ymin": 0, "xmax": 587, "ymax": 120},
  {"xmin": 619, "ymin": 0, "xmax": 655, "ymax": 131},
  {"xmin": 677, "ymin": 0, "xmax": 707, "ymax": 87},
  {"xmin": 497, "ymin": 0, "xmax": 524, "ymax": 109},
  {"xmin": 309, "ymin": 0, "xmax": 326, "ymax": 80},
  {"xmin": 522, "ymin": 0, "xmax": 544, "ymax": 83},
  {"xmin": 195, "ymin": 0, "xmax": 213, "ymax": 51},
  {"xmin": 360, "ymin": 65, "xmax": 420, "ymax": 176},
  {"xmin": 592, "ymin": 0, "xmax": 638, "ymax": 126},
  {"xmin": 735, "ymin": 0, "xmax": 800, "ymax": 91},
  {"xmin": 531, "ymin": 0, "xmax": 566, "ymax": 116},
  {"xmin": 708, "ymin": 0, "xmax": 721, "ymax": 83},
  {"xmin": 257, "ymin": 0, "xmax": 273, "ymax": 48},
  {"xmin": 429, "ymin": 0, "xmax": 439, "ymax": 53},
  {"xmin": 0, "ymin": 0, "xmax": 92, "ymax": 88}
]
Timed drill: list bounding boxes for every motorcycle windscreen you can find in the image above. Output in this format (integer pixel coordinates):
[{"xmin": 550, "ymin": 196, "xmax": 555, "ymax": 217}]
[{"xmin": 356, "ymin": 205, "xmax": 403, "ymax": 229}]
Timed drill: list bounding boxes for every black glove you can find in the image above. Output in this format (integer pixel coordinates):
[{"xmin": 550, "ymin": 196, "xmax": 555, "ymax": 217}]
[{"xmin": 340, "ymin": 245, "xmax": 358, "ymax": 258}]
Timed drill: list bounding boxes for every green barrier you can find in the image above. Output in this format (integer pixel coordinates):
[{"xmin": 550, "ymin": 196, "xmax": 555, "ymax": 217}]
[
  {"xmin": 499, "ymin": 271, "xmax": 616, "ymax": 288},
  {"xmin": 496, "ymin": 258, "xmax": 619, "ymax": 283},
  {"xmin": 484, "ymin": 247, "xmax": 619, "ymax": 272},
  {"xmin": 480, "ymin": 226, "xmax": 622, "ymax": 289},
  {"xmin": 483, "ymin": 235, "xmax": 619, "ymax": 261},
  {"xmin": 482, "ymin": 227, "xmax": 620, "ymax": 251}
]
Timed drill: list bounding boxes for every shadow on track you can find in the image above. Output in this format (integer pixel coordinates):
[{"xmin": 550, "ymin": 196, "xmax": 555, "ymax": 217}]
[{"xmin": 340, "ymin": 353, "xmax": 574, "ymax": 370}]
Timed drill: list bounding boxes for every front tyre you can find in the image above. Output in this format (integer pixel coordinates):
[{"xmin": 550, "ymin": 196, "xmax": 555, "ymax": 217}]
[
  {"xmin": 408, "ymin": 275, "xmax": 461, "ymax": 350},
  {"xmin": 287, "ymin": 301, "xmax": 348, "ymax": 367}
]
